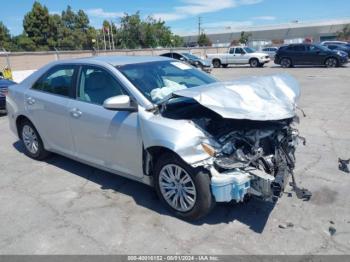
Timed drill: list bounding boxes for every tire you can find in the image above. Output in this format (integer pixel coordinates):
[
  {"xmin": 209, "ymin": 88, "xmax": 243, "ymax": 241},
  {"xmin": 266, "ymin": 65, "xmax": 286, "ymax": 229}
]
[
  {"xmin": 212, "ymin": 59, "xmax": 221, "ymax": 68},
  {"xmin": 325, "ymin": 57, "xmax": 338, "ymax": 68},
  {"xmin": 222, "ymin": 64, "xmax": 228, "ymax": 68},
  {"xmin": 19, "ymin": 119, "xmax": 50, "ymax": 160},
  {"xmin": 249, "ymin": 58, "xmax": 259, "ymax": 68},
  {"xmin": 154, "ymin": 153, "xmax": 214, "ymax": 220},
  {"xmin": 280, "ymin": 58, "xmax": 292, "ymax": 68}
]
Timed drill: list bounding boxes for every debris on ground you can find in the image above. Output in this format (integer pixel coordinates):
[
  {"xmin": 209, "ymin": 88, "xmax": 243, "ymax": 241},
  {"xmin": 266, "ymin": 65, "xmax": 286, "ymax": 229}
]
[
  {"xmin": 329, "ymin": 220, "xmax": 335, "ymax": 225},
  {"xmin": 338, "ymin": 158, "xmax": 350, "ymax": 173},
  {"xmin": 279, "ymin": 222, "xmax": 294, "ymax": 229},
  {"xmin": 329, "ymin": 226, "xmax": 336, "ymax": 236}
]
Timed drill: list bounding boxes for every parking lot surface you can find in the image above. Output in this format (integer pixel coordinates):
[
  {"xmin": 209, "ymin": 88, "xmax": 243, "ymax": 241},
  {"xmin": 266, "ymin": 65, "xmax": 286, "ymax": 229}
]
[{"xmin": 1, "ymin": 62, "xmax": 350, "ymax": 254}]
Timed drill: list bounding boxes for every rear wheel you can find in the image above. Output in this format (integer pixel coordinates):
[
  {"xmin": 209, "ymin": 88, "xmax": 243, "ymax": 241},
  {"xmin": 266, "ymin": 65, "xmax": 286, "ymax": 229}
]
[
  {"xmin": 154, "ymin": 153, "xmax": 214, "ymax": 220},
  {"xmin": 249, "ymin": 58, "xmax": 259, "ymax": 68},
  {"xmin": 280, "ymin": 58, "xmax": 292, "ymax": 68},
  {"xmin": 212, "ymin": 59, "xmax": 221, "ymax": 68},
  {"xmin": 325, "ymin": 57, "xmax": 338, "ymax": 68},
  {"xmin": 19, "ymin": 119, "xmax": 50, "ymax": 160}
]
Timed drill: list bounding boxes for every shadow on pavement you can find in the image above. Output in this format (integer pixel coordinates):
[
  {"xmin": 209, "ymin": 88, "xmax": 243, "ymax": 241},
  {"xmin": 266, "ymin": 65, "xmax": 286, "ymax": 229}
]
[{"xmin": 13, "ymin": 140, "xmax": 274, "ymax": 233}]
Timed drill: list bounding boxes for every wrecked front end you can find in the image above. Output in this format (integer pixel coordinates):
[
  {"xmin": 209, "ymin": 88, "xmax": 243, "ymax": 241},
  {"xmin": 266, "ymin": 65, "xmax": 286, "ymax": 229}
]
[{"xmin": 159, "ymin": 74, "xmax": 307, "ymax": 203}]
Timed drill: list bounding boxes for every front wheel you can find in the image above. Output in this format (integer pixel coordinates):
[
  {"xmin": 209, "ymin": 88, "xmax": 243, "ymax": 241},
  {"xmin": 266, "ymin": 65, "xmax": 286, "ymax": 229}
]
[
  {"xmin": 154, "ymin": 153, "xmax": 214, "ymax": 220},
  {"xmin": 280, "ymin": 58, "xmax": 292, "ymax": 68},
  {"xmin": 249, "ymin": 58, "xmax": 259, "ymax": 68},
  {"xmin": 325, "ymin": 57, "xmax": 338, "ymax": 68}
]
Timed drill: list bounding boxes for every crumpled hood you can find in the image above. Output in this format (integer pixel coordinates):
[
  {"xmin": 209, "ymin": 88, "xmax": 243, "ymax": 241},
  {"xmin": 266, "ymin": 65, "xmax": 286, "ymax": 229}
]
[{"xmin": 172, "ymin": 74, "xmax": 300, "ymax": 121}]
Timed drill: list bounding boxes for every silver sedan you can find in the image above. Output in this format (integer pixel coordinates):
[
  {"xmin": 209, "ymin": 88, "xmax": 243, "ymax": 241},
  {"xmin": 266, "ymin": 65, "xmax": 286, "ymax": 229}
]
[{"xmin": 7, "ymin": 56, "xmax": 302, "ymax": 220}]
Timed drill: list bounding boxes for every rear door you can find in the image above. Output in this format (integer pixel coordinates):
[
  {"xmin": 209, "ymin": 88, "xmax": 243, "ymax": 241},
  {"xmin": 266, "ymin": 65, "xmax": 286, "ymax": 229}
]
[
  {"xmin": 225, "ymin": 48, "xmax": 235, "ymax": 64},
  {"xmin": 25, "ymin": 64, "xmax": 78, "ymax": 155},
  {"xmin": 288, "ymin": 45, "xmax": 306, "ymax": 65}
]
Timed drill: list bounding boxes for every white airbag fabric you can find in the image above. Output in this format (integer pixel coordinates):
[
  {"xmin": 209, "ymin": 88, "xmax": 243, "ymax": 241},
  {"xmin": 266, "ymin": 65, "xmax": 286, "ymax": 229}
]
[{"xmin": 173, "ymin": 74, "xmax": 300, "ymax": 120}]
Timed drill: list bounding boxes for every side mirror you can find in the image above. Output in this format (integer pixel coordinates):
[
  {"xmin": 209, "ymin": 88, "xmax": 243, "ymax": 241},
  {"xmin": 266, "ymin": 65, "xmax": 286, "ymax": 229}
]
[{"xmin": 103, "ymin": 95, "xmax": 138, "ymax": 112}]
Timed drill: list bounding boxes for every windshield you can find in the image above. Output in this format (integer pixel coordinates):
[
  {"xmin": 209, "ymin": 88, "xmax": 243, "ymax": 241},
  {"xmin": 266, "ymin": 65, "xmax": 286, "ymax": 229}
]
[
  {"xmin": 118, "ymin": 61, "xmax": 217, "ymax": 104},
  {"xmin": 244, "ymin": 47, "xmax": 256, "ymax": 53},
  {"xmin": 181, "ymin": 53, "xmax": 200, "ymax": 60}
]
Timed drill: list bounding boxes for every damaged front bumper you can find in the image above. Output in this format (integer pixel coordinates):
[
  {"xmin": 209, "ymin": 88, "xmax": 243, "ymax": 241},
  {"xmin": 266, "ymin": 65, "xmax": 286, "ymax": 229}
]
[{"xmin": 209, "ymin": 166, "xmax": 287, "ymax": 203}]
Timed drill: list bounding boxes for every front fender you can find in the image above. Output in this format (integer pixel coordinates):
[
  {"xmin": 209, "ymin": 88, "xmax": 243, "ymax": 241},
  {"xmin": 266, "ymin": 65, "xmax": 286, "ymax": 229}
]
[{"xmin": 139, "ymin": 108, "xmax": 211, "ymax": 166}]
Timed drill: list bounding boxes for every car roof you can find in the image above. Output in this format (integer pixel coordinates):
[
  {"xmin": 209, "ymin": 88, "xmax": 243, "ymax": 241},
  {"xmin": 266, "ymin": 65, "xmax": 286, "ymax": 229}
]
[{"xmin": 77, "ymin": 55, "xmax": 172, "ymax": 66}]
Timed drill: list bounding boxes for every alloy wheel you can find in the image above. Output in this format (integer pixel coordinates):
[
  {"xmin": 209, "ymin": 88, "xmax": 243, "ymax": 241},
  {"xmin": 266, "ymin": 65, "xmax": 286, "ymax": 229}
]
[
  {"xmin": 22, "ymin": 125, "xmax": 39, "ymax": 154},
  {"xmin": 281, "ymin": 58, "xmax": 291, "ymax": 68},
  {"xmin": 158, "ymin": 164, "xmax": 197, "ymax": 212},
  {"xmin": 325, "ymin": 58, "xmax": 337, "ymax": 68}
]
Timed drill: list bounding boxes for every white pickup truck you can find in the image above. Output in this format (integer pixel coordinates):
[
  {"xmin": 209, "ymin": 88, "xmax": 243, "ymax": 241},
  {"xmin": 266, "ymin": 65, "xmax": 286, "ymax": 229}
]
[{"xmin": 207, "ymin": 46, "xmax": 270, "ymax": 68}]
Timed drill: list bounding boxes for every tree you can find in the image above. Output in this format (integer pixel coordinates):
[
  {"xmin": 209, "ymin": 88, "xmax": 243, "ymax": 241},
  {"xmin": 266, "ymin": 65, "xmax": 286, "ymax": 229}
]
[
  {"xmin": 337, "ymin": 24, "xmax": 350, "ymax": 41},
  {"xmin": 239, "ymin": 31, "xmax": 252, "ymax": 45},
  {"xmin": 23, "ymin": 1, "xmax": 52, "ymax": 50},
  {"xmin": 197, "ymin": 33, "xmax": 211, "ymax": 46},
  {"xmin": 13, "ymin": 34, "xmax": 36, "ymax": 51},
  {"xmin": 0, "ymin": 22, "xmax": 13, "ymax": 50}
]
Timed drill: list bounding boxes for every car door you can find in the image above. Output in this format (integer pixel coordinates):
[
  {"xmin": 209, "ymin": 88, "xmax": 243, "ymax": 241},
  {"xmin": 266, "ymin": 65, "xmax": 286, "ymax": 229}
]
[
  {"xmin": 306, "ymin": 45, "xmax": 327, "ymax": 65},
  {"xmin": 25, "ymin": 64, "xmax": 77, "ymax": 155},
  {"xmin": 226, "ymin": 48, "xmax": 235, "ymax": 64},
  {"xmin": 68, "ymin": 65, "xmax": 143, "ymax": 178},
  {"xmin": 289, "ymin": 45, "xmax": 306, "ymax": 65},
  {"xmin": 233, "ymin": 47, "xmax": 247, "ymax": 64}
]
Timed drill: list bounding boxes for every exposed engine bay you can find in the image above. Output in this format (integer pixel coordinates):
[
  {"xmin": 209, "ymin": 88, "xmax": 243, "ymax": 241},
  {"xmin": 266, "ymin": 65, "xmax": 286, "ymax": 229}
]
[{"xmin": 160, "ymin": 97, "xmax": 308, "ymax": 202}]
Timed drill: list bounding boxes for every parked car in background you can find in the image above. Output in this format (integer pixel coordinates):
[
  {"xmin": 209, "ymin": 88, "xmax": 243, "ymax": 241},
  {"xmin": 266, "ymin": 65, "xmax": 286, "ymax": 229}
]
[
  {"xmin": 160, "ymin": 52, "xmax": 212, "ymax": 73},
  {"xmin": 320, "ymin": 40, "xmax": 349, "ymax": 46},
  {"xmin": 207, "ymin": 46, "xmax": 270, "ymax": 68},
  {"xmin": 274, "ymin": 43, "xmax": 348, "ymax": 68},
  {"xmin": 7, "ymin": 56, "xmax": 303, "ymax": 220},
  {"xmin": 321, "ymin": 43, "xmax": 350, "ymax": 57},
  {"xmin": 261, "ymin": 47, "xmax": 279, "ymax": 58},
  {"xmin": 0, "ymin": 76, "xmax": 16, "ymax": 112}
]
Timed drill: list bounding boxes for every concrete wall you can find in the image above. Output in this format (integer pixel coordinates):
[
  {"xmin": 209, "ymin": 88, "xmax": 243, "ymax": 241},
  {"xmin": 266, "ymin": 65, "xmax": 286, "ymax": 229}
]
[{"xmin": 0, "ymin": 47, "xmax": 228, "ymax": 71}]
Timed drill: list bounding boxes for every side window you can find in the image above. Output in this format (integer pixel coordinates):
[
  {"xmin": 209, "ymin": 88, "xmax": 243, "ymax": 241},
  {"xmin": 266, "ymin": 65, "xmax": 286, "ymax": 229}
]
[
  {"xmin": 235, "ymin": 48, "xmax": 245, "ymax": 54},
  {"xmin": 229, "ymin": 48, "xmax": 234, "ymax": 54},
  {"xmin": 77, "ymin": 66, "xmax": 125, "ymax": 105},
  {"xmin": 308, "ymin": 45, "xmax": 320, "ymax": 52},
  {"xmin": 32, "ymin": 65, "xmax": 76, "ymax": 97},
  {"xmin": 172, "ymin": 53, "xmax": 182, "ymax": 60},
  {"xmin": 290, "ymin": 45, "xmax": 305, "ymax": 52},
  {"xmin": 161, "ymin": 53, "xmax": 172, "ymax": 58}
]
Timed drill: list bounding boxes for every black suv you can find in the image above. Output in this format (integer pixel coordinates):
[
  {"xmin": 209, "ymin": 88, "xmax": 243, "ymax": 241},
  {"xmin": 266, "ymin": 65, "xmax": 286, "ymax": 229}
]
[{"xmin": 274, "ymin": 44, "xmax": 348, "ymax": 68}]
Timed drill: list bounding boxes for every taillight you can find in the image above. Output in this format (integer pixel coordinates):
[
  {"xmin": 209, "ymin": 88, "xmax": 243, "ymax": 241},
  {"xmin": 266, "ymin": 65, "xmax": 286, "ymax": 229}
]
[{"xmin": 0, "ymin": 87, "xmax": 8, "ymax": 97}]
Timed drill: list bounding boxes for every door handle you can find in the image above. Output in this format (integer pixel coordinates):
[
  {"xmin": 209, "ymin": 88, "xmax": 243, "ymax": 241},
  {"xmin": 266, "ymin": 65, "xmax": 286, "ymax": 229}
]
[
  {"xmin": 25, "ymin": 97, "xmax": 35, "ymax": 105},
  {"xmin": 69, "ymin": 108, "xmax": 82, "ymax": 118}
]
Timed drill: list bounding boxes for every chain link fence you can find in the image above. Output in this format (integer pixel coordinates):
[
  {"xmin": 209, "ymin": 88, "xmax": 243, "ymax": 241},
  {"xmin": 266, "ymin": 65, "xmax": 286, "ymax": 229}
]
[{"xmin": 0, "ymin": 46, "xmax": 228, "ymax": 72}]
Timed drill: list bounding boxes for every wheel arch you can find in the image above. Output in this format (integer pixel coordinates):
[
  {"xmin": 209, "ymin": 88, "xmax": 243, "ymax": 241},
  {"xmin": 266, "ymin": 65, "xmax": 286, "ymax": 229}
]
[
  {"xmin": 143, "ymin": 146, "xmax": 184, "ymax": 177},
  {"xmin": 16, "ymin": 115, "xmax": 32, "ymax": 139},
  {"xmin": 249, "ymin": 57, "xmax": 259, "ymax": 63},
  {"xmin": 324, "ymin": 56, "xmax": 339, "ymax": 65}
]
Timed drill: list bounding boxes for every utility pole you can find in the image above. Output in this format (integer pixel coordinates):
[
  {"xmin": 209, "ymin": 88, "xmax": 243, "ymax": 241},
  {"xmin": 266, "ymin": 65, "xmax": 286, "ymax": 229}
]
[
  {"xmin": 198, "ymin": 16, "xmax": 201, "ymax": 37},
  {"xmin": 110, "ymin": 20, "xmax": 115, "ymax": 50},
  {"xmin": 103, "ymin": 28, "xmax": 107, "ymax": 50}
]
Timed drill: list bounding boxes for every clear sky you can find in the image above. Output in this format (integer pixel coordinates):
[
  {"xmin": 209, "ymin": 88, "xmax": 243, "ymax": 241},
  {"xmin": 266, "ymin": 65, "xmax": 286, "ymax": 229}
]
[{"xmin": 1, "ymin": 0, "xmax": 350, "ymax": 36}]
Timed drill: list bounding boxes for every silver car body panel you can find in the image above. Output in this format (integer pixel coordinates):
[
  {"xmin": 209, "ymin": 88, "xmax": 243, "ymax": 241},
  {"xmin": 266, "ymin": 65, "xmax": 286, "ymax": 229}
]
[{"xmin": 173, "ymin": 74, "xmax": 299, "ymax": 121}]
